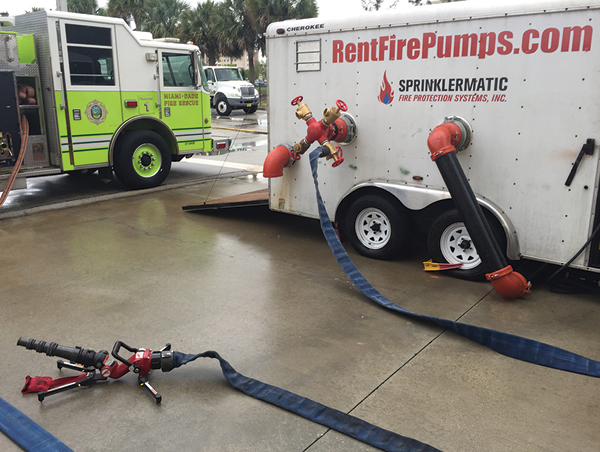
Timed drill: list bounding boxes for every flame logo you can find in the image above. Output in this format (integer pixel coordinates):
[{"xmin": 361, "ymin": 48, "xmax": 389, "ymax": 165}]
[{"xmin": 377, "ymin": 71, "xmax": 394, "ymax": 105}]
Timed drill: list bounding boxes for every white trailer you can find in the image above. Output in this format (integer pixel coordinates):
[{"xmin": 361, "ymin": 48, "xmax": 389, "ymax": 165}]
[{"xmin": 263, "ymin": 0, "xmax": 600, "ymax": 281}]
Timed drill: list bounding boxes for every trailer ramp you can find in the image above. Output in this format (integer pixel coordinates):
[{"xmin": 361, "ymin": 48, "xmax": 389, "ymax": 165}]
[{"xmin": 182, "ymin": 188, "xmax": 269, "ymax": 212}]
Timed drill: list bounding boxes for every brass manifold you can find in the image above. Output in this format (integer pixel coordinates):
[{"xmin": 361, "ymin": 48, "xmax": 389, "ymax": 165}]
[{"xmin": 290, "ymin": 96, "xmax": 347, "ymax": 166}]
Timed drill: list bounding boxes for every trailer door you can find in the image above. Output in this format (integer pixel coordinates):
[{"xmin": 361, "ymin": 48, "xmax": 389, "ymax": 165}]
[{"xmin": 58, "ymin": 20, "xmax": 121, "ymax": 169}]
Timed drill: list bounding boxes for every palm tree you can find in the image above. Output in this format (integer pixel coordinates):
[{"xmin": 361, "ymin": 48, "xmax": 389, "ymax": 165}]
[
  {"xmin": 107, "ymin": 0, "xmax": 145, "ymax": 28},
  {"xmin": 139, "ymin": 0, "xmax": 188, "ymax": 39},
  {"xmin": 247, "ymin": 0, "xmax": 318, "ymax": 57},
  {"xmin": 67, "ymin": 0, "xmax": 98, "ymax": 15},
  {"xmin": 213, "ymin": 0, "xmax": 257, "ymax": 81},
  {"xmin": 179, "ymin": 0, "xmax": 221, "ymax": 65}
]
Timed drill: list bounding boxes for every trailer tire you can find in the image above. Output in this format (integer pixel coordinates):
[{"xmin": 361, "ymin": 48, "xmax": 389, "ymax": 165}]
[
  {"xmin": 114, "ymin": 130, "xmax": 171, "ymax": 189},
  {"xmin": 216, "ymin": 98, "xmax": 232, "ymax": 116},
  {"xmin": 343, "ymin": 194, "xmax": 408, "ymax": 260},
  {"xmin": 427, "ymin": 209, "xmax": 506, "ymax": 281}
]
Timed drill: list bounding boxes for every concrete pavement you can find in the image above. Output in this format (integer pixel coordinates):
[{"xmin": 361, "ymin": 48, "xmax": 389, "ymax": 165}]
[
  {"xmin": 0, "ymin": 109, "xmax": 268, "ymax": 221},
  {"xmin": 1, "ymin": 175, "xmax": 599, "ymax": 452}
]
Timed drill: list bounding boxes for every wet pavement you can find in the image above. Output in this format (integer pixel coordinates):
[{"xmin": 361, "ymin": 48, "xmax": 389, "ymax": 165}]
[
  {"xmin": 0, "ymin": 109, "xmax": 268, "ymax": 220},
  {"xmin": 1, "ymin": 171, "xmax": 599, "ymax": 452}
]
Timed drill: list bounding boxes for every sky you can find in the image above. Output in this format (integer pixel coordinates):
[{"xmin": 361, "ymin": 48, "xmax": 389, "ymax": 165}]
[{"xmin": 6, "ymin": 0, "xmax": 408, "ymax": 19}]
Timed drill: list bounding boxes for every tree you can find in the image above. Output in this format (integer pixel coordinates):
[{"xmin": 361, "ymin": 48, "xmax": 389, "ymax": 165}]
[
  {"xmin": 107, "ymin": 0, "xmax": 145, "ymax": 28},
  {"xmin": 247, "ymin": 0, "xmax": 318, "ymax": 57},
  {"xmin": 179, "ymin": 0, "xmax": 221, "ymax": 65},
  {"xmin": 67, "ymin": 0, "xmax": 98, "ymax": 15},
  {"xmin": 139, "ymin": 0, "xmax": 188, "ymax": 38},
  {"xmin": 254, "ymin": 59, "xmax": 266, "ymax": 80},
  {"xmin": 212, "ymin": 0, "xmax": 318, "ymax": 83},
  {"xmin": 361, "ymin": 0, "xmax": 384, "ymax": 11},
  {"xmin": 213, "ymin": 0, "xmax": 258, "ymax": 81}
]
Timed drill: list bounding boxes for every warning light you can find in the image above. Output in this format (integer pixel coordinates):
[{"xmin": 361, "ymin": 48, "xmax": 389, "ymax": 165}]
[
  {"xmin": 413, "ymin": 176, "xmax": 423, "ymax": 181},
  {"xmin": 124, "ymin": 100, "xmax": 137, "ymax": 108},
  {"xmin": 216, "ymin": 142, "xmax": 227, "ymax": 149}
]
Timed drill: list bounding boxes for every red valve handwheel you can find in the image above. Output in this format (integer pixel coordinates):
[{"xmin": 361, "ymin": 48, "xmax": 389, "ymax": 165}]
[
  {"xmin": 289, "ymin": 148, "xmax": 301, "ymax": 161},
  {"xmin": 291, "ymin": 96, "xmax": 304, "ymax": 106},
  {"xmin": 332, "ymin": 147, "xmax": 344, "ymax": 167},
  {"xmin": 336, "ymin": 99, "xmax": 348, "ymax": 112}
]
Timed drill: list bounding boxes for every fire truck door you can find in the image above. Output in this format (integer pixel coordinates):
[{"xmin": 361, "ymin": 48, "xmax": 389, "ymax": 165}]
[
  {"xmin": 58, "ymin": 20, "xmax": 121, "ymax": 169},
  {"xmin": 158, "ymin": 50, "xmax": 208, "ymax": 154}
]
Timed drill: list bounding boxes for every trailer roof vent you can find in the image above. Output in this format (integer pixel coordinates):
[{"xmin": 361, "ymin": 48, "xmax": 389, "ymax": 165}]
[{"xmin": 296, "ymin": 39, "xmax": 320, "ymax": 72}]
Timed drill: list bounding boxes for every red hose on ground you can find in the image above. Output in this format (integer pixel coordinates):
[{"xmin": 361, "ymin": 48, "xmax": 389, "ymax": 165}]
[{"xmin": 0, "ymin": 116, "xmax": 29, "ymax": 208}]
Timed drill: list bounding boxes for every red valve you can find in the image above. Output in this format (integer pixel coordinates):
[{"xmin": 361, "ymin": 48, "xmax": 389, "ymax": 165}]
[
  {"xmin": 332, "ymin": 146, "xmax": 344, "ymax": 167},
  {"xmin": 289, "ymin": 148, "xmax": 301, "ymax": 161},
  {"xmin": 336, "ymin": 99, "xmax": 348, "ymax": 112},
  {"xmin": 291, "ymin": 96, "xmax": 304, "ymax": 106}
]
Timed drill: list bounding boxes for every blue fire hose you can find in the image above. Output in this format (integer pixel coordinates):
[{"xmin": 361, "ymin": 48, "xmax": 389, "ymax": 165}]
[
  {"xmin": 0, "ymin": 397, "xmax": 73, "ymax": 452},
  {"xmin": 4, "ymin": 147, "xmax": 599, "ymax": 452},
  {"xmin": 308, "ymin": 147, "xmax": 600, "ymax": 378},
  {"xmin": 172, "ymin": 350, "xmax": 441, "ymax": 451}
]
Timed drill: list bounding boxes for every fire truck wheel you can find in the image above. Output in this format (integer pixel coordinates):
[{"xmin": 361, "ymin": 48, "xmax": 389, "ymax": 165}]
[
  {"xmin": 343, "ymin": 194, "xmax": 408, "ymax": 260},
  {"xmin": 427, "ymin": 209, "xmax": 506, "ymax": 281},
  {"xmin": 114, "ymin": 130, "xmax": 171, "ymax": 189},
  {"xmin": 243, "ymin": 105, "xmax": 258, "ymax": 114},
  {"xmin": 216, "ymin": 98, "xmax": 232, "ymax": 116}
]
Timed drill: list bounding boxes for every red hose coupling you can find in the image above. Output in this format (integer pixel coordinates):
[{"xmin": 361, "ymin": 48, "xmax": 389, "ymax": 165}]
[
  {"xmin": 263, "ymin": 145, "xmax": 292, "ymax": 178},
  {"xmin": 486, "ymin": 265, "xmax": 532, "ymax": 299},
  {"xmin": 428, "ymin": 122, "xmax": 462, "ymax": 161}
]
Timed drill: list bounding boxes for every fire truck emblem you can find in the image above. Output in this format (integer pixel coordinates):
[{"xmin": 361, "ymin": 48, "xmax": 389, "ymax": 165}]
[
  {"xmin": 85, "ymin": 100, "xmax": 108, "ymax": 125},
  {"xmin": 377, "ymin": 71, "xmax": 394, "ymax": 105}
]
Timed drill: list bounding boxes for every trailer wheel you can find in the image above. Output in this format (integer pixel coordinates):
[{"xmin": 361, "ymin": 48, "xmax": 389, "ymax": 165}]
[
  {"xmin": 343, "ymin": 195, "xmax": 408, "ymax": 260},
  {"xmin": 216, "ymin": 98, "xmax": 232, "ymax": 116},
  {"xmin": 114, "ymin": 130, "xmax": 171, "ymax": 189},
  {"xmin": 243, "ymin": 105, "xmax": 258, "ymax": 114},
  {"xmin": 427, "ymin": 209, "xmax": 505, "ymax": 281}
]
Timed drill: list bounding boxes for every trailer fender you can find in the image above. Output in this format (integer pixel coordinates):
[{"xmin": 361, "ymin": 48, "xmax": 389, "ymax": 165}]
[
  {"xmin": 109, "ymin": 116, "xmax": 178, "ymax": 166},
  {"xmin": 337, "ymin": 181, "xmax": 520, "ymax": 261}
]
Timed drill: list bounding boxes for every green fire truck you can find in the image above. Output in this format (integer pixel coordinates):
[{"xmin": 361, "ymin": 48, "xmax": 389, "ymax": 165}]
[{"xmin": 0, "ymin": 10, "xmax": 229, "ymax": 191}]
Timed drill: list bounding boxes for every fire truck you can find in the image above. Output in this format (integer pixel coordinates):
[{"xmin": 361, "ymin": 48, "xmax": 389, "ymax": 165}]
[
  {"xmin": 260, "ymin": 0, "xmax": 600, "ymax": 282},
  {"xmin": 0, "ymin": 10, "xmax": 229, "ymax": 192}
]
